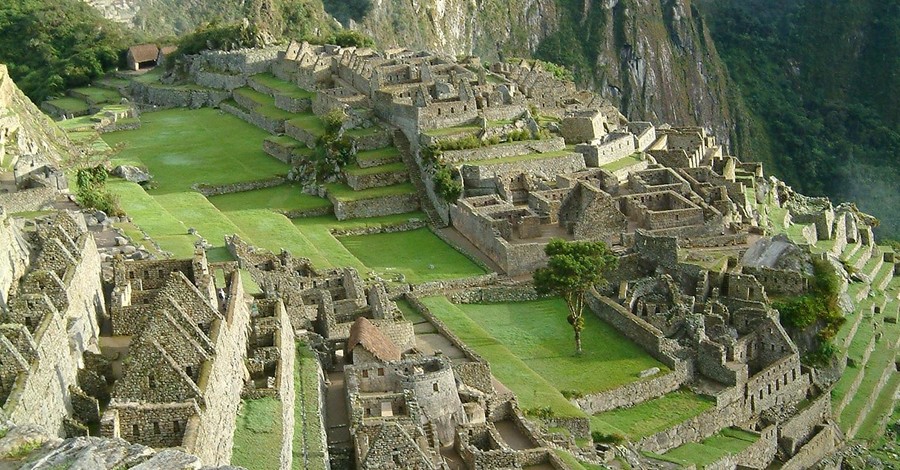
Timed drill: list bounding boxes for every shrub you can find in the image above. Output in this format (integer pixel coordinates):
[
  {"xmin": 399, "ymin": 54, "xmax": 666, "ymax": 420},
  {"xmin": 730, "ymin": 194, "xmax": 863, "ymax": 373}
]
[
  {"xmin": 775, "ymin": 258, "xmax": 846, "ymax": 350},
  {"xmin": 322, "ymin": 109, "xmax": 346, "ymax": 134},
  {"xmin": 507, "ymin": 129, "xmax": 532, "ymax": 142},
  {"xmin": 524, "ymin": 406, "xmax": 555, "ymax": 419},
  {"xmin": 591, "ymin": 431, "xmax": 625, "ymax": 444},
  {"xmin": 432, "ymin": 165, "xmax": 462, "ymax": 203},
  {"xmin": 560, "ymin": 390, "xmax": 583, "ymax": 399},
  {"xmin": 325, "ymin": 30, "xmax": 375, "ymax": 48},
  {"xmin": 76, "ymin": 165, "xmax": 122, "ymax": 216}
]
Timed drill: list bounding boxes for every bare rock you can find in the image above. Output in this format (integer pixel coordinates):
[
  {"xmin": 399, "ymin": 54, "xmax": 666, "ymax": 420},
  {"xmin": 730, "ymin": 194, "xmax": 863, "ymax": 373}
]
[
  {"xmin": 638, "ymin": 367, "xmax": 660, "ymax": 378},
  {"xmin": 112, "ymin": 165, "xmax": 152, "ymax": 184}
]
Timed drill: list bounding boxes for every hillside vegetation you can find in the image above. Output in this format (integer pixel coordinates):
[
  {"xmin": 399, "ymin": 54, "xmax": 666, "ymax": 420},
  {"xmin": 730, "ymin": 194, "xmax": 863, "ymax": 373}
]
[
  {"xmin": 0, "ymin": 0, "xmax": 133, "ymax": 102},
  {"xmin": 701, "ymin": 0, "xmax": 900, "ymax": 237}
]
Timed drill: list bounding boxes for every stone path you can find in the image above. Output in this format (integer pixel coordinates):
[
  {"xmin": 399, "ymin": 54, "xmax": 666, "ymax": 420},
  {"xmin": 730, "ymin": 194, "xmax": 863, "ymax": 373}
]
[{"xmin": 324, "ymin": 370, "xmax": 351, "ymax": 446}]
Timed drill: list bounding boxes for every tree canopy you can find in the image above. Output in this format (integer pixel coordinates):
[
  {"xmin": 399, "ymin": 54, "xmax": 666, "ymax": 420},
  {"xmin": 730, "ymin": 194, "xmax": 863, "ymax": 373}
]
[
  {"xmin": 0, "ymin": 0, "xmax": 133, "ymax": 102},
  {"xmin": 533, "ymin": 239, "xmax": 618, "ymax": 354}
]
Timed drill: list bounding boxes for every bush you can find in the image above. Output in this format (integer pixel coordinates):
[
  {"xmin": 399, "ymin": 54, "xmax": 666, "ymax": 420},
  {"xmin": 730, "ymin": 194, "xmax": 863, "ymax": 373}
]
[
  {"xmin": 432, "ymin": 165, "xmax": 462, "ymax": 203},
  {"xmin": 322, "ymin": 109, "xmax": 346, "ymax": 134},
  {"xmin": 325, "ymin": 30, "xmax": 375, "ymax": 48},
  {"xmin": 591, "ymin": 431, "xmax": 625, "ymax": 444},
  {"xmin": 75, "ymin": 165, "xmax": 122, "ymax": 216},
  {"xmin": 775, "ymin": 258, "xmax": 846, "ymax": 345},
  {"xmin": 524, "ymin": 406, "xmax": 554, "ymax": 419}
]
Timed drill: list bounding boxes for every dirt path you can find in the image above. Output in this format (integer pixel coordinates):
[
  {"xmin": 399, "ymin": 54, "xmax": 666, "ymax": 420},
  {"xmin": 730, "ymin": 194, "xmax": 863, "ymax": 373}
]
[{"xmin": 325, "ymin": 370, "xmax": 351, "ymax": 445}]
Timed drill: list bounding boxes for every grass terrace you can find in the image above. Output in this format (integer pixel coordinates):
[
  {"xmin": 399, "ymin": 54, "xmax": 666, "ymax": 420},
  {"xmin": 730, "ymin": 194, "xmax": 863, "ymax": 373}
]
[
  {"xmin": 345, "ymin": 126, "xmax": 383, "ymax": 138},
  {"xmin": 339, "ymin": 228, "xmax": 486, "ymax": 283},
  {"xmin": 251, "ymin": 73, "xmax": 315, "ymax": 99},
  {"xmin": 71, "ymin": 86, "xmax": 121, "ymax": 104},
  {"xmin": 419, "ymin": 297, "xmax": 672, "ymax": 417},
  {"xmin": 233, "ymin": 87, "xmax": 298, "ymax": 120},
  {"xmin": 423, "ymin": 124, "xmax": 481, "ymax": 137},
  {"xmin": 106, "ymin": 180, "xmax": 195, "ymax": 258},
  {"xmin": 46, "ymin": 97, "xmax": 89, "ymax": 113},
  {"xmin": 325, "ymin": 182, "xmax": 416, "ymax": 201},
  {"xmin": 231, "ymin": 397, "xmax": 283, "ymax": 470},
  {"xmin": 601, "ymin": 154, "xmax": 644, "ymax": 172},
  {"xmin": 647, "ymin": 428, "xmax": 759, "ymax": 468},
  {"xmin": 294, "ymin": 345, "xmax": 327, "ymax": 469},
  {"xmin": 287, "ymin": 113, "xmax": 327, "ymax": 137},
  {"xmin": 103, "ymin": 108, "xmax": 288, "ymax": 193},
  {"xmin": 343, "ymin": 162, "xmax": 407, "ymax": 176},
  {"xmin": 208, "ymin": 184, "xmax": 331, "ymax": 213},
  {"xmin": 463, "ymin": 150, "xmax": 574, "ymax": 167},
  {"xmin": 590, "ymin": 390, "xmax": 715, "ymax": 440}
]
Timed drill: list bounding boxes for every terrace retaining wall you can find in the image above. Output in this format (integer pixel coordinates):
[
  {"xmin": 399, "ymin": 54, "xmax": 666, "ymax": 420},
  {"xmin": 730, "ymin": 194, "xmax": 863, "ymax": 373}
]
[
  {"xmin": 221, "ymin": 101, "xmax": 285, "ymax": 134},
  {"xmin": 130, "ymin": 82, "xmax": 230, "ymax": 109},
  {"xmin": 439, "ymin": 138, "xmax": 565, "ymax": 164},
  {"xmin": 192, "ymin": 176, "xmax": 286, "ymax": 197},
  {"xmin": 329, "ymin": 192, "xmax": 419, "ymax": 220}
]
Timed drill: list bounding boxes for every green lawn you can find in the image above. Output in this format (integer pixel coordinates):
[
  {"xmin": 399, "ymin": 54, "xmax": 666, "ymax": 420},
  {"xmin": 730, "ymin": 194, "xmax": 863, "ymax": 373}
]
[
  {"xmin": 287, "ymin": 113, "xmax": 326, "ymax": 136},
  {"xmin": 338, "ymin": 228, "xmax": 486, "ymax": 283},
  {"xmin": 343, "ymin": 162, "xmax": 407, "ymax": 176},
  {"xmin": 294, "ymin": 345, "xmax": 327, "ymax": 469},
  {"xmin": 231, "ymin": 397, "xmax": 283, "ymax": 470},
  {"xmin": 233, "ymin": 88, "xmax": 297, "ymax": 120},
  {"xmin": 452, "ymin": 299, "xmax": 669, "ymax": 394},
  {"xmin": 71, "ymin": 86, "xmax": 121, "ymax": 104},
  {"xmin": 251, "ymin": 73, "xmax": 314, "ymax": 99},
  {"xmin": 601, "ymin": 154, "xmax": 644, "ymax": 172},
  {"xmin": 153, "ymin": 192, "xmax": 247, "ymax": 261},
  {"xmin": 419, "ymin": 297, "xmax": 673, "ymax": 419},
  {"xmin": 590, "ymin": 390, "xmax": 715, "ymax": 440},
  {"xmin": 648, "ymin": 428, "xmax": 758, "ymax": 468},
  {"xmin": 420, "ymin": 296, "xmax": 585, "ymax": 417},
  {"xmin": 423, "ymin": 124, "xmax": 480, "ymax": 137},
  {"xmin": 325, "ymin": 182, "xmax": 416, "ymax": 201},
  {"xmin": 106, "ymin": 180, "xmax": 195, "ymax": 258},
  {"xmin": 103, "ymin": 108, "xmax": 288, "ymax": 193},
  {"xmin": 345, "ymin": 126, "xmax": 383, "ymax": 138},
  {"xmin": 46, "ymin": 97, "xmax": 89, "ymax": 113},
  {"xmin": 208, "ymin": 184, "xmax": 332, "ymax": 213}
]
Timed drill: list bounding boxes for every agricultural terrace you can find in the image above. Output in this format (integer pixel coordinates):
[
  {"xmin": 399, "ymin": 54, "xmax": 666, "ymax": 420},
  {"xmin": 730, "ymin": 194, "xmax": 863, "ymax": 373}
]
[
  {"xmin": 418, "ymin": 297, "xmax": 675, "ymax": 417},
  {"xmin": 231, "ymin": 396, "xmax": 283, "ymax": 469},
  {"xmin": 102, "ymin": 108, "xmax": 483, "ymax": 283}
]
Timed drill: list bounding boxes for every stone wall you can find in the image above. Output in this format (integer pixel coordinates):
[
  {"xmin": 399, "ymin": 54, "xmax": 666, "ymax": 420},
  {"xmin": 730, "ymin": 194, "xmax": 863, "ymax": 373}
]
[
  {"xmin": 185, "ymin": 271, "xmax": 251, "ymax": 465},
  {"xmin": 778, "ymin": 393, "xmax": 830, "ymax": 455},
  {"xmin": 193, "ymin": 176, "xmax": 286, "ymax": 197},
  {"xmin": 404, "ymin": 295, "xmax": 494, "ymax": 394},
  {"xmin": 275, "ymin": 302, "xmax": 297, "ymax": 470},
  {"xmin": 460, "ymin": 152, "xmax": 586, "ymax": 188},
  {"xmin": 194, "ymin": 71, "xmax": 247, "ymax": 91},
  {"xmin": 194, "ymin": 48, "xmax": 280, "ymax": 76},
  {"xmin": 576, "ymin": 133, "xmax": 635, "ymax": 167},
  {"xmin": 0, "ymin": 211, "xmax": 30, "ymax": 311},
  {"xmin": 284, "ymin": 120, "xmax": 318, "ymax": 148},
  {"xmin": 439, "ymin": 138, "xmax": 565, "ymax": 165},
  {"xmin": 779, "ymin": 425, "xmax": 836, "ymax": 470},
  {"xmin": 344, "ymin": 168, "xmax": 408, "ymax": 191},
  {"xmin": 586, "ymin": 293, "xmax": 680, "ymax": 368},
  {"xmin": 0, "ymin": 184, "xmax": 57, "ymax": 213},
  {"xmin": 3, "ymin": 306, "xmax": 78, "ymax": 436},
  {"xmin": 130, "ymin": 82, "xmax": 230, "ymax": 109},
  {"xmin": 448, "ymin": 283, "xmax": 543, "ymax": 304},
  {"xmin": 573, "ymin": 362, "xmax": 690, "ymax": 414},
  {"xmin": 329, "ymin": 193, "xmax": 419, "ymax": 220},
  {"xmin": 221, "ymin": 101, "xmax": 284, "ymax": 134}
]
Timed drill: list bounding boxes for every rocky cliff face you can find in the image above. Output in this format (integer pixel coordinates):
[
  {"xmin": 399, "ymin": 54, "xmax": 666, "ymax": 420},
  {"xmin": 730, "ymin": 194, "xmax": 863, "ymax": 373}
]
[
  {"xmin": 352, "ymin": 0, "xmax": 742, "ymax": 151},
  {"xmin": 0, "ymin": 65, "xmax": 72, "ymax": 171}
]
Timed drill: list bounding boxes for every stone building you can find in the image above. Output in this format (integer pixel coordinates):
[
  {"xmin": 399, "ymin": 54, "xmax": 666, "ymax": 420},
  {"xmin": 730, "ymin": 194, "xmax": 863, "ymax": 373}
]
[
  {"xmin": 97, "ymin": 251, "xmax": 251, "ymax": 466},
  {"xmin": 126, "ymin": 44, "xmax": 161, "ymax": 71}
]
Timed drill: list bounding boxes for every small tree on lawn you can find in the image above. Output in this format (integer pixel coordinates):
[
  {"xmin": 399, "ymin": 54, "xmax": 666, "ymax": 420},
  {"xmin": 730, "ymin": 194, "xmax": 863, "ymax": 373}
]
[{"xmin": 533, "ymin": 238, "xmax": 618, "ymax": 354}]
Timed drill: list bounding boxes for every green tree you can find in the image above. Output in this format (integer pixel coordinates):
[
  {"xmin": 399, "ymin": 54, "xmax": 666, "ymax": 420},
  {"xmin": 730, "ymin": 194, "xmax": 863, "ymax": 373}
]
[{"xmin": 533, "ymin": 239, "xmax": 618, "ymax": 354}]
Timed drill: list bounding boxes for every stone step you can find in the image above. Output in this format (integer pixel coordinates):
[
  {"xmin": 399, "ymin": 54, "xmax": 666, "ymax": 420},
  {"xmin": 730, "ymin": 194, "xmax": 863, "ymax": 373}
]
[
  {"xmin": 865, "ymin": 249, "xmax": 885, "ymax": 280},
  {"xmin": 833, "ymin": 314, "xmax": 878, "ymax": 416},
  {"xmin": 856, "ymin": 372, "xmax": 900, "ymax": 441},
  {"xmin": 875, "ymin": 262, "xmax": 896, "ymax": 292},
  {"xmin": 850, "ymin": 243, "xmax": 875, "ymax": 271},
  {"xmin": 343, "ymin": 162, "xmax": 410, "ymax": 191},
  {"xmin": 841, "ymin": 242, "xmax": 861, "ymax": 262},
  {"xmin": 838, "ymin": 320, "xmax": 900, "ymax": 438},
  {"xmin": 356, "ymin": 147, "xmax": 402, "ymax": 169}
]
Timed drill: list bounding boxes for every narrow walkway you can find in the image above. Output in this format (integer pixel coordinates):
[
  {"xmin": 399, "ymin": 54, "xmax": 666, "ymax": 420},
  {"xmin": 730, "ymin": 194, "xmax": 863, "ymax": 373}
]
[{"xmin": 325, "ymin": 370, "xmax": 351, "ymax": 445}]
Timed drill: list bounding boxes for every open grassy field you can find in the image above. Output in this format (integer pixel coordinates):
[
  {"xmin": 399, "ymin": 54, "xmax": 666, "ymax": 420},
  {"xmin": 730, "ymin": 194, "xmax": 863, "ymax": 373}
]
[
  {"xmin": 46, "ymin": 97, "xmax": 89, "ymax": 113},
  {"xmin": 71, "ymin": 86, "xmax": 121, "ymax": 104},
  {"xmin": 231, "ymin": 397, "xmax": 283, "ymax": 470},
  {"xmin": 419, "ymin": 297, "xmax": 674, "ymax": 418},
  {"xmin": 103, "ymin": 108, "xmax": 288, "ymax": 193},
  {"xmin": 339, "ymin": 228, "xmax": 486, "ymax": 283},
  {"xmin": 590, "ymin": 390, "xmax": 715, "ymax": 440}
]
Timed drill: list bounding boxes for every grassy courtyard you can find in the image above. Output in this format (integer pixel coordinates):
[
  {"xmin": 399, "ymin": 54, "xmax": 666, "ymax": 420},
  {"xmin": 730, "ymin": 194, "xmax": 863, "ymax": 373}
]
[
  {"xmin": 103, "ymin": 108, "xmax": 288, "ymax": 193},
  {"xmin": 208, "ymin": 184, "xmax": 332, "ymax": 213},
  {"xmin": 419, "ymin": 297, "xmax": 673, "ymax": 417},
  {"xmin": 339, "ymin": 228, "xmax": 487, "ymax": 283},
  {"xmin": 647, "ymin": 427, "xmax": 759, "ymax": 467},
  {"xmin": 231, "ymin": 397, "xmax": 283, "ymax": 470}
]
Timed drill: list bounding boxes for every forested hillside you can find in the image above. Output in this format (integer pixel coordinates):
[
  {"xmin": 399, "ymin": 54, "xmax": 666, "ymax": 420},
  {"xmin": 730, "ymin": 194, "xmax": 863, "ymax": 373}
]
[
  {"xmin": 0, "ymin": 0, "xmax": 132, "ymax": 102},
  {"xmin": 700, "ymin": 0, "xmax": 900, "ymax": 237}
]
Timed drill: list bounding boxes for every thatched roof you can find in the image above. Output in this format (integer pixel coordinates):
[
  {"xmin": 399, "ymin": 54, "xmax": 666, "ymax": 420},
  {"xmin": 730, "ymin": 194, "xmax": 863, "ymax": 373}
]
[
  {"xmin": 128, "ymin": 44, "xmax": 159, "ymax": 63},
  {"xmin": 346, "ymin": 317, "xmax": 400, "ymax": 363}
]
